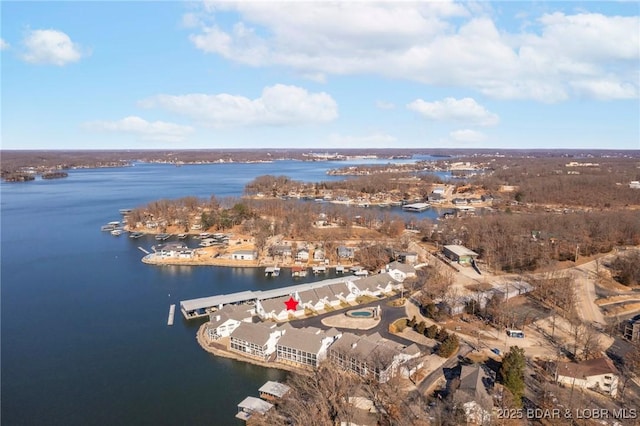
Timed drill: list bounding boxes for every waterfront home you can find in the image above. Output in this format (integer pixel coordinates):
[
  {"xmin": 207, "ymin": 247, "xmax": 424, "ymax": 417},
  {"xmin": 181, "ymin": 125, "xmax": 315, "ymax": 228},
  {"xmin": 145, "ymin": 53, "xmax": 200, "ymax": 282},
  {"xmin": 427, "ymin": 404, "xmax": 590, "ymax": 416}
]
[
  {"xmin": 386, "ymin": 261, "xmax": 417, "ymax": 282},
  {"xmin": 270, "ymin": 245, "xmax": 292, "ymax": 258},
  {"xmin": 259, "ymin": 381, "xmax": 291, "ymax": 401},
  {"xmin": 296, "ymin": 249, "xmax": 309, "ymax": 262},
  {"xmin": 451, "ymin": 364, "xmax": 493, "ymax": 425},
  {"xmin": 156, "ymin": 243, "xmax": 194, "ymax": 259},
  {"xmin": 328, "ymin": 332, "xmax": 421, "ymax": 383},
  {"xmin": 337, "ymin": 246, "xmax": 355, "ymax": 260},
  {"xmin": 236, "ymin": 396, "xmax": 273, "ymax": 421},
  {"xmin": 347, "ymin": 273, "xmax": 399, "ymax": 298},
  {"xmin": 229, "ymin": 322, "xmax": 285, "ymax": 361},
  {"xmin": 205, "ymin": 304, "xmax": 254, "ymax": 340},
  {"xmin": 296, "ymin": 289, "xmax": 326, "ymax": 312},
  {"xmin": 276, "ymin": 327, "xmax": 341, "ymax": 368},
  {"xmin": 232, "ymin": 250, "xmax": 257, "ymax": 261},
  {"xmin": 313, "ymin": 248, "xmax": 326, "ymax": 262},
  {"xmin": 256, "ymin": 296, "xmax": 305, "ymax": 321},
  {"xmin": 328, "ymin": 282, "xmax": 357, "ymax": 304},
  {"xmin": 428, "ymin": 192, "xmax": 445, "ymax": 204},
  {"xmin": 555, "ymin": 357, "xmax": 619, "ymax": 398}
]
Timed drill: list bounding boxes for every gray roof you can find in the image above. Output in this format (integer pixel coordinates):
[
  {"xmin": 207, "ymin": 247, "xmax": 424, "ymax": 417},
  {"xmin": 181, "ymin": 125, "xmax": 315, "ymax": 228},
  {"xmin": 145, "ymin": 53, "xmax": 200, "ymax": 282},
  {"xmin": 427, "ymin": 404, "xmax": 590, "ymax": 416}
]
[
  {"xmin": 454, "ymin": 365, "xmax": 493, "ymax": 408},
  {"xmin": 388, "ymin": 261, "xmax": 416, "ymax": 274},
  {"xmin": 259, "ymin": 381, "xmax": 291, "ymax": 398},
  {"xmin": 237, "ymin": 396, "xmax": 273, "ymax": 414},
  {"xmin": 351, "ymin": 273, "xmax": 394, "ymax": 292},
  {"xmin": 260, "ymin": 295, "xmax": 302, "ymax": 314},
  {"xmin": 330, "ymin": 332, "xmax": 417, "ymax": 367},
  {"xmin": 313, "ymin": 286, "xmax": 335, "ymax": 301},
  {"xmin": 230, "ymin": 322, "xmax": 275, "ymax": 346},
  {"xmin": 209, "ymin": 304, "xmax": 253, "ymax": 326},
  {"xmin": 297, "ymin": 289, "xmax": 319, "ymax": 305},
  {"xmin": 233, "ymin": 249, "xmax": 256, "ymax": 255},
  {"xmin": 328, "ymin": 283, "xmax": 348, "ymax": 296},
  {"xmin": 277, "ymin": 328, "xmax": 326, "ymax": 354},
  {"xmin": 181, "ymin": 290, "xmax": 256, "ymax": 313},
  {"xmin": 443, "ymin": 244, "xmax": 479, "ymax": 257}
]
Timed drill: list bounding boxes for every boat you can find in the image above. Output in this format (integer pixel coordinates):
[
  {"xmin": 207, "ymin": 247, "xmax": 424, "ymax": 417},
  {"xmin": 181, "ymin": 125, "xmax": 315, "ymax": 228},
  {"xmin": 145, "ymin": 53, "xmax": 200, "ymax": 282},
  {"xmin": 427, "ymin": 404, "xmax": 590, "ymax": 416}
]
[
  {"xmin": 177, "ymin": 233, "xmax": 188, "ymax": 240},
  {"xmin": 110, "ymin": 229, "xmax": 123, "ymax": 236},
  {"xmin": 198, "ymin": 232, "xmax": 211, "ymax": 239},
  {"xmin": 129, "ymin": 231, "xmax": 144, "ymax": 239},
  {"xmin": 119, "ymin": 208, "xmax": 133, "ymax": 215},
  {"xmin": 108, "ymin": 221, "xmax": 121, "ymax": 226},
  {"xmin": 101, "ymin": 224, "xmax": 115, "ymax": 231},
  {"xmin": 155, "ymin": 233, "xmax": 171, "ymax": 241}
]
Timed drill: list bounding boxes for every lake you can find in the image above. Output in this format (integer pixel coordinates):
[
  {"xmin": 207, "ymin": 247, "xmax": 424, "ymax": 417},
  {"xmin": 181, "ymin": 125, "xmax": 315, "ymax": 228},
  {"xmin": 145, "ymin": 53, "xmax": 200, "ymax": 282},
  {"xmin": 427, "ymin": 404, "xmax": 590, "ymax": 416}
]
[{"xmin": 0, "ymin": 158, "xmax": 447, "ymax": 425}]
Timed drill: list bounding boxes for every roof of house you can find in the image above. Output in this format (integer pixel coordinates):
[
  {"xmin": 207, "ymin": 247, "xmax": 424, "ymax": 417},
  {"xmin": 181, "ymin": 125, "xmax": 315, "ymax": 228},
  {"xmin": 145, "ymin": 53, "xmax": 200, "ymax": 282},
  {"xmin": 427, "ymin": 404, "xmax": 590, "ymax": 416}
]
[
  {"xmin": 454, "ymin": 365, "xmax": 493, "ymax": 408},
  {"xmin": 277, "ymin": 327, "xmax": 327, "ymax": 354},
  {"xmin": 313, "ymin": 286, "xmax": 335, "ymax": 301},
  {"xmin": 230, "ymin": 322, "xmax": 276, "ymax": 346},
  {"xmin": 330, "ymin": 332, "xmax": 414, "ymax": 368},
  {"xmin": 233, "ymin": 249, "xmax": 256, "ymax": 256},
  {"xmin": 208, "ymin": 304, "xmax": 253, "ymax": 329},
  {"xmin": 443, "ymin": 245, "xmax": 479, "ymax": 257},
  {"xmin": 297, "ymin": 289, "xmax": 319, "ymax": 304},
  {"xmin": 328, "ymin": 283, "xmax": 348, "ymax": 296},
  {"xmin": 557, "ymin": 357, "xmax": 619, "ymax": 379},
  {"xmin": 237, "ymin": 396, "xmax": 273, "ymax": 414},
  {"xmin": 351, "ymin": 273, "xmax": 394, "ymax": 292},
  {"xmin": 387, "ymin": 261, "xmax": 416, "ymax": 274},
  {"xmin": 259, "ymin": 295, "xmax": 302, "ymax": 315}
]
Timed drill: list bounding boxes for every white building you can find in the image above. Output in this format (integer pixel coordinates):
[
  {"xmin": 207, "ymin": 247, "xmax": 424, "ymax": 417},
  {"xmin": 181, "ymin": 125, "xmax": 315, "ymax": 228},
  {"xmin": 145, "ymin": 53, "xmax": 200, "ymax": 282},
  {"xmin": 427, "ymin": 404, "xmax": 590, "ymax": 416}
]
[
  {"xmin": 231, "ymin": 250, "xmax": 257, "ymax": 261},
  {"xmin": 228, "ymin": 322, "xmax": 285, "ymax": 361},
  {"xmin": 276, "ymin": 327, "xmax": 341, "ymax": 368},
  {"xmin": 556, "ymin": 357, "xmax": 619, "ymax": 398},
  {"xmin": 256, "ymin": 295, "xmax": 305, "ymax": 321},
  {"xmin": 386, "ymin": 261, "xmax": 416, "ymax": 282},
  {"xmin": 205, "ymin": 304, "xmax": 254, "ymax": 340}
]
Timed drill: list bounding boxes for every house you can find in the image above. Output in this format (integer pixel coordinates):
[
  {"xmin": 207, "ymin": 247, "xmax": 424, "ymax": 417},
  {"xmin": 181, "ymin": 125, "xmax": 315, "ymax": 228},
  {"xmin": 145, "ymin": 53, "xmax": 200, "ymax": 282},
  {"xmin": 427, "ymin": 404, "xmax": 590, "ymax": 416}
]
[
  {"xmin": 428, "ymin": 192, "xmax": 445, "ymax": 204},
  {"xmin": 555, "ymin": 357, "xmax": 620, "ymax": 397},
  {"xmin": 270, "ymin": 245, "xmax": 292, "ymax": 258},
  {"xmin": 229, "ymin": 322, "xmax": 285, "ymax": 361},
  {"xmin": 296, "ymin": 287, "xmax": 336, "ymax": 312},
  {"xmin": 205, "ymin": 304, "xmax": 254, "ymax": 340},
  {"xmin": 296, "ymin": 249, "xmax": 309, "ymax": 262},
  {"xmin": 394, "ymin": 251, "xmax": 418, "ymax": 264},
  {"xmin": 452, "ymin": 198, "xmax": 468, "ymax": 206},
  {"xmin": 468, "ymin": 197, "xmax": 483, "ymax": 205},
  {"xmin": 337, "ymin": 246, "xmax": 355, "ymax": 260},
  {"xmin": 621, "ymin": 315, "xmax": 640, "ymax": 342},
  {"xmin": 259, "ymin": 381, "xmax": 291, "ymax": 401},
  {"xmin": 156, "ymin": 243, "xmax": 194, "ymax": 259},
  {"xmin": 452, "ymin": 364, "xmax": 493, "ymax": 425},
  {"xmin": 348, "ymin": 273, "xmax": 398, "ymax": 297},
  {"xmin": 276, "ymin": 327, "xmax": 341, "ymax": 368},
  {"xmin": 256, "ymin": 295, "xmax": 305, "ymax": 321},
  {"xmin": 313, "ymin": 248, "xmax": 326, "ymax": 262},
  {"xmin": 432, "ymin": 187, "xmax": 446, "ymax": 195},
  {"xmin": 328, "ymin": 282, "xmax": 357, "ymax": 304},
  {"xmin": 386, "ymin": 261, "xmax": 416, "ymax": 282},
  {"xmin": 328, "ymin": 332, "xmax": 421, "ymax": 383},
  {"xmin": 232, "ymin": 250, "xmax": 257, "ymax": 261},
  {"xmin": 236, "ymin": 396, "xmax": 273, "ymax": 421},
  {"xmin": 481, "ymin": 194, "xmax": 494, "ymax": 203},
  {"xmin": 443, "ymin": 245, "xmax": 479, "ymax": 265},
  {"xmin": 630, "ymin": 181, "xmax": 640, "ymax": 189}
]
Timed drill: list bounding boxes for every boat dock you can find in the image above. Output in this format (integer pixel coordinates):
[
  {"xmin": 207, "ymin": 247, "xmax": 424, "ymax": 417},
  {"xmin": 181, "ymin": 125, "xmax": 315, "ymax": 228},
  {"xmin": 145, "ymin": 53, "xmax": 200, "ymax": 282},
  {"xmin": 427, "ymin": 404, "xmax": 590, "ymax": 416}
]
[
  {"xmin": 138, "ymin": 247, "xmax": 150, "ymax": 254},
  {"xmin": 167, "ymin": 304, "xmax": 176, "ymax": 325},
  {"xmin": 402, "ymin": 202, "xmax": 430, "ymax": 212},
  {"xmin": 179, "ymin": 276, "xmax": 359, "ymax": 320}
]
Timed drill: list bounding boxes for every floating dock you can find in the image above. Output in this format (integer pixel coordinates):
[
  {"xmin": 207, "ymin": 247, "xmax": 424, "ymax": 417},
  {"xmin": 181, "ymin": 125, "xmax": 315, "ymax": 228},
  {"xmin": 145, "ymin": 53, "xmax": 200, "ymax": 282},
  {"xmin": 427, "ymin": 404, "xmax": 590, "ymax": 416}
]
[
  {"xmin": 402, "ymin": 202, "xmax": 430, "ymax": 212},
  {"xmin": 167, "ymin": 304, "xmax": 176, "ymax": 326},
  {"xmin": 138, "ymin": 247, "xmax": 150, "ymax": 254}
]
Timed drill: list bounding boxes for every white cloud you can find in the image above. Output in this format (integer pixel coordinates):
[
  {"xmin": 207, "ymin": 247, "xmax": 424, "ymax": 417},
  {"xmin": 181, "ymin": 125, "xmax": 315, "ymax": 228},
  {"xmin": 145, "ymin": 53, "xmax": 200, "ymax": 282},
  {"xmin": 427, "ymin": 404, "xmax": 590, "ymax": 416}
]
[
  {"xmin": 449, "ymin": 129, "xmax": 487, "ymax": 143},
  {"xmin": 570, "ymin": 78, "xmax": 638, "ymax": 100},
  {"xmin": 21, "ymin": 29, "xmax": 84, "ymax": 66},
  {"xmin": 375, "ymin": 100, "xmax": 396, "ymax": 110},
  {"xmin": 407, "ymin": 97, "xmax": 499, "ymax": 126},
  {"xmin": 186, "ymin": 4, "xmax": 639, "ymax": 102},
  {"xmin": 0, "ymin": 38, "xmax": 9, "ymax": 50},
  {"xmin": 139, "ymin": 84, "xmax": 338, "ymax": 127},
  {"xmin": 84, "ymin": 116, "xmax": 194, "ymax": 142},
  {"xmin": 326, "ymin": 132, "xmax": 397, "ymax": 149}
]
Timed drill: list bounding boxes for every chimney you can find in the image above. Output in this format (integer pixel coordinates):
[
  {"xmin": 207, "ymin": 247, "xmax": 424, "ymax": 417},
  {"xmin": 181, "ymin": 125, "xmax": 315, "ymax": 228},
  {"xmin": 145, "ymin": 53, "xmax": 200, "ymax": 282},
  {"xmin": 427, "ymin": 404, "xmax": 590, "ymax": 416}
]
[{"xmin": 351, "ymin": 342, "xmax": 358, "ymax": 349}]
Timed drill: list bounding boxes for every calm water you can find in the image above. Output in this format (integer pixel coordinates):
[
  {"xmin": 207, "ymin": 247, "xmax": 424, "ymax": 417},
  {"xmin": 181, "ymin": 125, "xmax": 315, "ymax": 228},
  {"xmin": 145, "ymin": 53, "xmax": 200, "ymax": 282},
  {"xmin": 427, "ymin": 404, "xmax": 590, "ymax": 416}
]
[{"xmin": 1, "ymin": 159, "xmax": 446, "ymax": 425}]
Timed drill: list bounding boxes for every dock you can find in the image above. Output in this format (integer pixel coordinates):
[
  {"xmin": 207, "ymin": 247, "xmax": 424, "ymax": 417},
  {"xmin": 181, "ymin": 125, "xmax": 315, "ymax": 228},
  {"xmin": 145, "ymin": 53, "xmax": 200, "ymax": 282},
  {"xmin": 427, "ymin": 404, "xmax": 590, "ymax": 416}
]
[
  {"xmin": 138, "ymin": 247, "xmax": 150, "ymax": 254},
  {"xmin": 167, "ymin": 304, "xmax": 176, "ymax": 325},
  {"xmin": 402, "ymin": 202, "xmax": 430, "ymax": 212}
]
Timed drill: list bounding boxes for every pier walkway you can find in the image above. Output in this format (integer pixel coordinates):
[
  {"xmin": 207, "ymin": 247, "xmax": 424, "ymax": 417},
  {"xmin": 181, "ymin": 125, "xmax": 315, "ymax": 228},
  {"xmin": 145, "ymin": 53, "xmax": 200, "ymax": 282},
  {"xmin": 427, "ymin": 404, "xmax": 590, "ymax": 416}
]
[{"xmin": 180, "ymin": 276, "xmax": 357, "ymax": 319}]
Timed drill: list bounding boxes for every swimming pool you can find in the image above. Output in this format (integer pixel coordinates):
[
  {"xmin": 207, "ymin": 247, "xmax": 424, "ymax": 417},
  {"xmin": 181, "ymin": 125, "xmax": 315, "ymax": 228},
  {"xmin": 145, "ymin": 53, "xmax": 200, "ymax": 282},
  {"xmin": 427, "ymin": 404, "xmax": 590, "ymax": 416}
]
[
  {"xmin": 350, "ymin": 311, "xmax": 373, "ymax": 317},
  {"xmin": 346, "ymin": 308, "xmax": 377, "ymax": 318}
]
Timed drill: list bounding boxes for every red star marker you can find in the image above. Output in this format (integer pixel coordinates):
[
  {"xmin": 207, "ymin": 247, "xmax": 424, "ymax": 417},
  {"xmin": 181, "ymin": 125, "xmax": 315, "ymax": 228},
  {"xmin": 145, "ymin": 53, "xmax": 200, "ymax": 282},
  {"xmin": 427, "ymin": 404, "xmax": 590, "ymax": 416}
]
[{"xmin": 284, "ymin": 296, "xmax": 299, "ymax": 311}]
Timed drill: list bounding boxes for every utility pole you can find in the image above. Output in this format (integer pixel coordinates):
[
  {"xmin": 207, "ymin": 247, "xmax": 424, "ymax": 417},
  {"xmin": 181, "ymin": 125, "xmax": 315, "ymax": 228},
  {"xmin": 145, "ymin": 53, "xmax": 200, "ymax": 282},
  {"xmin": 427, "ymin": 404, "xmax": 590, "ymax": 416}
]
[{"xmin": 575, "ymin": 244, "xmax": 579, "ymax": 263}]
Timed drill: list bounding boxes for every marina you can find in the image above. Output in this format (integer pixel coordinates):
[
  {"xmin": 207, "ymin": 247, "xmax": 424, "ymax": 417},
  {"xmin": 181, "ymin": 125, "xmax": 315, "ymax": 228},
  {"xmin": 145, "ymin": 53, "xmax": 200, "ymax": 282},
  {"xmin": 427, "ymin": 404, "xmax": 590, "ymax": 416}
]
[{"xmin": 155, "ymin": 233, "xmax": 171, "ymax": 241}]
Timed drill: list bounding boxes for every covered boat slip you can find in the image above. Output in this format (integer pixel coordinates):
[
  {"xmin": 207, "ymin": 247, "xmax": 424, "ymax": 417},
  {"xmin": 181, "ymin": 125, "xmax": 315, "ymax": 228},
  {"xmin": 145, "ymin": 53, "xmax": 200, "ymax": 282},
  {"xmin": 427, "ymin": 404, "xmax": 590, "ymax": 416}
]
[{"xmin": 180, "ymin": 276, "xmax": 356, "ymax": 319}]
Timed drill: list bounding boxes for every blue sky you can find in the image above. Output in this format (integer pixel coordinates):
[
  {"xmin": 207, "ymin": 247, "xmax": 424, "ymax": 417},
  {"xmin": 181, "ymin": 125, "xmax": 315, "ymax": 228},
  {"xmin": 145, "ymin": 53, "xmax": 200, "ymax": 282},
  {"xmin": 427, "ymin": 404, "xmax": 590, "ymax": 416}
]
[{"xmin": 1, "ymin": 1, "xmax": 638, "ymax": 150}]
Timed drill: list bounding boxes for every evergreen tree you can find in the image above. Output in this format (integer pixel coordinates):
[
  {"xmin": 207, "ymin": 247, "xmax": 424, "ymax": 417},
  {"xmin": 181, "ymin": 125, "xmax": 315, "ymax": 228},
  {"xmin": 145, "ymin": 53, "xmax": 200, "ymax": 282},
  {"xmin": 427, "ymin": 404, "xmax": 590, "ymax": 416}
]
[{"xmin": 499, "ymin": 346, "xmax": 526, "ymax": 407}]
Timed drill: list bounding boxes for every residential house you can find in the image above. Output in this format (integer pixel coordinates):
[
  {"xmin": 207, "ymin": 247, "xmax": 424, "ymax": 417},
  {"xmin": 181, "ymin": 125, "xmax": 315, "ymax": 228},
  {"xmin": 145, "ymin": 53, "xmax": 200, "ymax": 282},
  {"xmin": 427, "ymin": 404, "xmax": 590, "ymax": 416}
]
[
  {"xmin": 481, "ymin": 194, "xmax": 494, "ymax": 203},
  {"xmin": 443, "ymin": 245, "xmax": 479, "ymax": 265},
  {"xmin": 232, "ymin": 250, "xmax": 257, "ymax": 261},
  {"xmin": 276, "ymin": 327, "xmax": 341, "ymax": 368},
  {"xmin": 621, "ymin": 315, "xmax": 640, "ymax": 342},
  {"xmin": 386, "ymin": 261, "xmax": 416, "ymax": 282},
  {"xmin": 432, "ymin": 187, "xmax": 446, "ymax": 195},
  {"xmin": 205, "ymin": 304, "xmax": 254, "ymax": 340},
  {"xmin": 394, "ymin": 251, "xmax": 418, "ymax": 264},
  {"xmin": 157, "ymin": 243, "xmax": 194, "ymax": 259},
  {"xmin": 329, "ymin": 332, "xmax": 421, "ymax": 383},
  {"xmin": 270, "ymin": 245, "xmax": 293, "ymax": 258},
  {"xmin": 296, "ymin": 249, "xmax": 310, "ymax": 262},
  {"xmin": 313, "ymin": 248, "xmax": 326, "ymax": 262},
  {"xmin": 229, "ymin": 322, "xmax": 285, "ymax": 361},
  {"xmin": 452, "ymin": 364, "xmax": 493, "ymax": 425},
  {"xmin": 348, "ymin": 273, "xmax": 400, "ymax": 298},
  {"xmin": 452, "ymin": 198, "xmax": 468, "ymax": 206},
  {"xmin": 428, "ymin": 193, "xmax": 445, "ymax": 204},
  {"xmin": 328, "ymin": 282, "xmax": 357, "ymax": 304},
  {"xmin": 337, "ymin": 246, "xmax": 355, "ymax": 260},
  {"xmin": 555, "ymin": 357, "xmax": 620, "ymax": 397},
  {"xmin": 296, "ymin": 287, "xmax": 336, "ymax": 312},
  {"xmin": 256, "ymin": 295, "xmax": 305, "ymax": 321}
]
